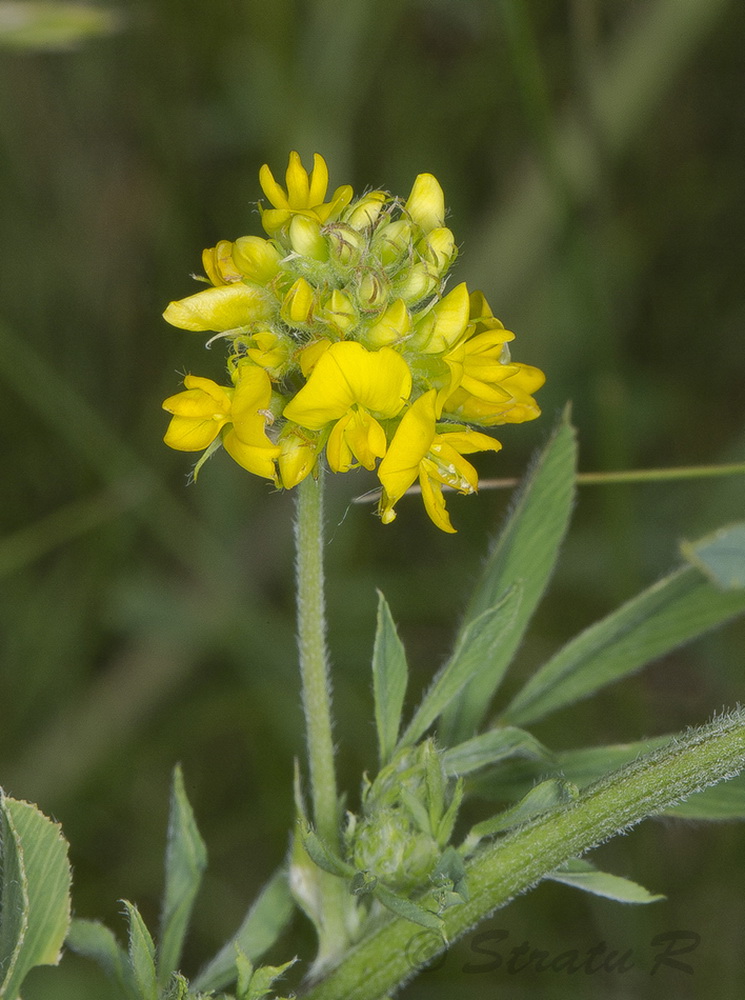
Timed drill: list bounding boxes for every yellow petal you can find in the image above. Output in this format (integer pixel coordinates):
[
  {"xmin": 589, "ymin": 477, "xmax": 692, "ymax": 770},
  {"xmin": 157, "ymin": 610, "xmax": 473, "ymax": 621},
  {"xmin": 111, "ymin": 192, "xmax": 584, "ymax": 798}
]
[
  {"xmin": 284, "ymin": 343, "xmax": 411, "ymax": 429},
  {"xmin": 345, "ymin": 191, "xmax": 387, "ymax": 229},
  {"xmin": 377, "ymin": 390, "xmax": 437, "ymax": 517},
  {"xmin": 202, "ymin": 241, "xmax": 242, "ymax": 285},
  {"xmin": 285, "ymin": 150, "xmax": 311, "ymax": 206},
  {"xmin": 308, "ymin": 153, "xmax": 330, "ymax": 206},
  {"xmin": 410, "ymin": 282, "xmax": 470, "ymax": 353},
  {"xmin": 436, "ymin": 428, "xmax": 502, "ymax": 455},
  {"xmin": 223, "ymin": 427, "xmax": 279, "ymax": 482},
  {"xmin": 232, "ymin": 236, "xmax": 282, "ymax": 282},
  {"xmin": 259, "ymin": 162, "xmax": 290, "ymax": 209},
  {"xmin": 281, "ymin": 277, "xmax": 315, "ymax": 326},
  {"xmin": 419, "ymin": 468, "xmax": 456, "ymax": 533},
  {"xmin": 405, "ymin": 173, "xmax": 445, "ymax": 233},
  {"xmin": 279, "ymin": 426, "xmax": 320, "ymax": 488},
  {"xmin": 163, "ymin": 284, "xmax": 272, "ymax": 332},
  {"xmin": 162, "ymin": 376, "xmax": 233, "ymax": 452},
  {"xmin": 162, "ymin": 375, "xmax": 233, "ymax": 415},
  {"xmin": 326, "ymin": 409, "xmax": 387, "ymax": 473},
  {"xmin": 364, "ymin": 299, "xmax": 412, "ymax": 348},
  {"xmin": 299, "ymin": 338, "xmax": 332, "ymax": 376},
  {"xmin": 231, "ymin": 364, "xmax": 273, "ymax": 436}
]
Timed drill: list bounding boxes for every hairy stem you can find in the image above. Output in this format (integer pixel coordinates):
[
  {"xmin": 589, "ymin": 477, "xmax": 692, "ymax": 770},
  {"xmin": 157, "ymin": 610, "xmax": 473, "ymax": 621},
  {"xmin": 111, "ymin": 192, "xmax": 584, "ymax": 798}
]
[
  {"xmin": 300, "ymin": 709, "xmax": 745, "ymax": 1000},
  {"xmin": 294, "ymin": 471, "xmax": 338, "ymax": 846}
]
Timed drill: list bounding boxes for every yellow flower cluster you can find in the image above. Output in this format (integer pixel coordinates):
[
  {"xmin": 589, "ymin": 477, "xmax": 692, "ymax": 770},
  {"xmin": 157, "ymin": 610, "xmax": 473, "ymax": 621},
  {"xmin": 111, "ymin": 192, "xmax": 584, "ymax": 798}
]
[{"xmin": 162, "ymin": 152, "xmax": 544, "ymax": 531}]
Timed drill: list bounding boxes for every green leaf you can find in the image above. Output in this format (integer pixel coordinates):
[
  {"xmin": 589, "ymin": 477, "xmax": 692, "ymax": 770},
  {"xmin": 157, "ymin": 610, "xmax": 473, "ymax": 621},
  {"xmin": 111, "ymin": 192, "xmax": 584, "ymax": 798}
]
[
  {"xmin": 469, "ymin": 738, "xmax": 745, "ymax": 821},
  {"xmin": 503, "ymin": 534, "xmax": 745, "ymax": 727},
  {"xmin": 0, "ymin": 793, "xmax": 71, "ymax": 1000},
  {"xmin": 122, "ymin": 901, "xmax": 157, "ymax": 1000},
  {"xmin": 466, "ymin": 778, "xmax": 578, "ymax": 846},
  {"xmin": 0, "ymin": 2, "xmax": 122, "ymax": 50},
  {"xmin": 442, "ymin": 726, "xmax": 554, "ymax": 777},
  {"xmin": 235, "ymin": 954, "xmax": 297, "ymax": 1000},
  {"xmin": 440, "ymin": 408, "xmax": 577, "ymax": 743},
  {"xmin": 66, "ymin": 919, "xmax": 133, "ymax": 997},
  {"xmin": 547, "ymin": 858, "xmax": 664, "ymax": 904},
  {"xmin": 681, "ymin": 522, "xmax": 745, "ymax": 590},
  {"xmin": 372, "ymin": 591, "xmax": 409, "ymax": 766},
  {"xmin": 157, "ymin": 765, "xmax": 208, "ymax": 986},
  {"xmin": 664, "ymin": 773, "xmax": 745, "ymax": 819},
  {"xmin": 301, "ymin": 828, "xmax": 355, "ymax": 879},
  {"xmin": 192, "ymin": 868, "xmax": 294, "ymax": 992},
  {"xmin": 373, "ymin": 884, "xmax": 443, "ymax": 932},
  {"xmin": 431, "ymin": 847, "xmax": 468, "ymax": 906},
  {"xmin": 400, "ymin": 586, "xmax": 522, "ymax": 748}
]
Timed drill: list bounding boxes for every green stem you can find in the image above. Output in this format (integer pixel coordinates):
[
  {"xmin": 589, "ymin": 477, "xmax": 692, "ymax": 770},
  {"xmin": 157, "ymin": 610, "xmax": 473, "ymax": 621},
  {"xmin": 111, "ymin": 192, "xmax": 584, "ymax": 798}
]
[
  {"xmin": 300, "ymin": 709, "xmax": 745, "ymax": 1000},
  {"xmin": 294, "ymin": 471, "xmax": 339, "ymax": 846}
]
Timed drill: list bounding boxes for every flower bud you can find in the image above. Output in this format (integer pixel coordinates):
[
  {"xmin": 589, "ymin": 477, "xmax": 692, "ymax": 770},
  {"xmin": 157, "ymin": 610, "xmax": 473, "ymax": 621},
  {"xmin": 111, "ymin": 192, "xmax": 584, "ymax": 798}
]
[
  {"xmin": 344, "ymin": 191, "xmax": 387, "ymax": 230},
  {"xmin": 357, "ymin": 270, "xmax": 389, "ymax": 312},
  {"xmin": 278, "ymin": 425, "xmax": 321, "ymax": 488},
  {"xmin": 232, "ymin": 236, "xmax": 282, "ymax": 283},
  {"xmin": 280, "ymin": 277, "xmax": 315, "ymax": 326},
  {"xmin": 202, "ymin": 240, "xmax": 242, "ymax": 285},
  {"xmin": 288, "ymin": 215, "xmax": 328, "ymax": 261},
  {"xmin": 376, "ymin": 219, "xmax": 413, "ymax": 267},
  {"xmin": 363, "ymin": 298, "xmax": 412, "ymax": 348},
  {"xmin": 320, "ymin": 289, "xmax": 357, "ymax": 335},
  {"xmin": 244, "ymin": 328, "xmax": 291, "ymax": 377},
  {"xmin": 417, "ymin": 227, "xmax": 456, "ymax": 276},
  {"xmin": 394, "ymin": 262, "xmax": 437, "ymax": 305},
  {"xmin": 326, "ymin": 223, "xmax": 365, "ymax": 266},
  {"xmin": 409, "ymin": 282, "xmax": 470, "ymax": 353},
  {"xmin": 405, "ymin": 173, "xmax": 445, "ymax": 233}
]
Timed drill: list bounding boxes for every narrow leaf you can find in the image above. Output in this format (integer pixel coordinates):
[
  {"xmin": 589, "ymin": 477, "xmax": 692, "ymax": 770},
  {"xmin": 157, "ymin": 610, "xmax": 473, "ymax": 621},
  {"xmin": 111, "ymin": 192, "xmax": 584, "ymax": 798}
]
[
  {"xmin": 66, "ymin": 919, "xmax": 132, "ymax": 996},
  {"xmin": 547, "ymin": 858, "xmax": 664, "ymax": 903},
  {"xmin": 442, "ymin": 726, "xmax": 553, "ymax": 777},
  {"xmin": 440, "ymin": 408, "xmax": 577, "ymax": 743},
  {"xmin": 466, "ymin": 778, "xmax": 578, "ymax": 845},
  {"xmin": 400, "ymin": 586, "xmax": 522, "ymax": 748},
  {"xmin": 0, "ymin": 793, "xmax": 71, "ymax": 1000},
  {"xmin": 664, "ymin": 773, "xmax": 745, "ymax": 820},
  {"xmin": 469, "ymin": 738, "xmax": 745, "ymax": 823},
  {"xmin": 301, "ymin": 828, "xmax": 355, "ymax": 879},
  {"xmin": 681, "ymin": 522, "xmax": 745, "ymax": 590},
  {"xmin": 192, "ymin": 868, "xmax": 294, "ymax": 992},
  {"xmin": 239, "ymin": 956, "xmax": 297, "ymax": 1000},
  {"xmin": 122, "ymin": 901, "xmax": 157, "ymax": 1000},
  {"xmin": 373, "ymin": 884, "xmax": 443, "ymax": 932},
  {"xmin": 503, "ymin": 540, "xmax": 745, "ymax": 726},
  {"xmin": 157, "ymin": 765, "xmax": 208, "ymax": 986},
  {"xmin": 372, "ymin": 591, "xmax": 409, "ymax": 766}
]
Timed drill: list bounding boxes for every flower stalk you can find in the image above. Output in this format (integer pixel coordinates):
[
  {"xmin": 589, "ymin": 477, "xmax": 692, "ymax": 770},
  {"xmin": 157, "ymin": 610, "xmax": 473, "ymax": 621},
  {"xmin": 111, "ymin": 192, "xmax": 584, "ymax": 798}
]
[{"xmin": 294, "ymin": 470, "xmax": 338, "ymax": 847}]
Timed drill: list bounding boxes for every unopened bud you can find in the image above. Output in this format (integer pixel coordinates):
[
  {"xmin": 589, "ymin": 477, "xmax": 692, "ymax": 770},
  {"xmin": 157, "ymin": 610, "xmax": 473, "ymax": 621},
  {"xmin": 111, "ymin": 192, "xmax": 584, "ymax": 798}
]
[
  {"xmin": 288, "ymin": 215, "xmax": 328, "ymax": 261},
  {"xmin": 232, "ymin": 236, "xmax": 282, "ymax": 283}
]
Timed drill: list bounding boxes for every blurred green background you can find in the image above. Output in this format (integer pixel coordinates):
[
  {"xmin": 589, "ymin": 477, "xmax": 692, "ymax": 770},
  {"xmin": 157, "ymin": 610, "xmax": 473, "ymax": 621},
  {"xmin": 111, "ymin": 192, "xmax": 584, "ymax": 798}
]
[{"xmin": 1, "ymin": 0, "xmax": 744, "ymax": 997}]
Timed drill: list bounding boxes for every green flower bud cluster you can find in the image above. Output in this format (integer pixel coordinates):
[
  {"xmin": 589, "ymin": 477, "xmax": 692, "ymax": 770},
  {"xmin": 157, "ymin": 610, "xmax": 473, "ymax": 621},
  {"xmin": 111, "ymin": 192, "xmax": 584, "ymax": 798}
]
[{"xmin": 344, "ymin": 741, "xmax": 463, "ymax": 893}]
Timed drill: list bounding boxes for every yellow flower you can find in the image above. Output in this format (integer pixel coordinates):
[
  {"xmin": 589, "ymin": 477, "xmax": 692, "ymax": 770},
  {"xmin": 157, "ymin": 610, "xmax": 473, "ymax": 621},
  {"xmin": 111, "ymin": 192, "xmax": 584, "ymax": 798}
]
[
  {"xmin": 283, "ymin": 341, "xmax": 411, "ymax": 473},
  {"xmin": 162, "ymin": 375, "xmax": 233, "ymax": 451},
  {"xmin": 163, "ymin": 283, "xmax": 274, "ymax": 333},
  {"xmin": 259, "ymin": 151, "xmax": 353, "ymax": 235},
  {"xmin": 222, "ymin": 365, "xmax": 280, "ymax": 482},
  {"xmin": 162, "ymin": 369, "xmax": 279, "ymax": 483},
  {"xmin": 439, "ymin": 291, "xmax": 544, "ymax": 424},
  {"xmin": 377, "ymin": 391, "xmax": 502, "ymax": 532}
]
